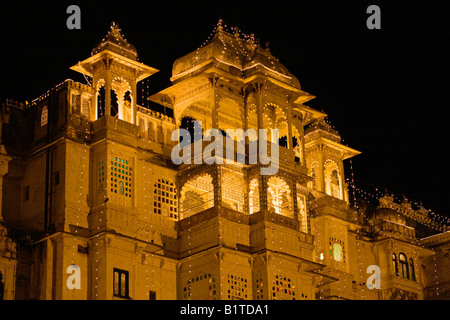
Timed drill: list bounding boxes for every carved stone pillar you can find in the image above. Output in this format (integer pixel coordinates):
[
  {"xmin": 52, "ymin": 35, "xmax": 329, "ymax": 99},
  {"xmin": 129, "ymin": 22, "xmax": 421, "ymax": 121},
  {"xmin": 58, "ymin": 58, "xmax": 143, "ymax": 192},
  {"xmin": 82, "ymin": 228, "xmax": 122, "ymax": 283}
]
[
  {"xmin": 131, "ymin": 80, "xmax": 137, "ymax": 125},
  {"xmin": 287, "ymin": 98, "xmax": 293, "ymax": 150},
  {"xmin": 259, "ymin": 173, "xmax": 268, "ymax": 211},
  {"xmin": 214, "ymin": 165, "xmax": 222, "ymax": 208},
  {"xmin": 254, "ymin": 83, "xmax": 264, "ymax": 140},
  {"xmin": 210, "ymin": 76, "xmax": 219, "ymax": 130},
  {"xmin": 104, "ymin": 70, "xmax": 112, "ymax": 117},
  {"xmin": 292, "ymin": 182, "xmax": 299, "ymax": 221}
]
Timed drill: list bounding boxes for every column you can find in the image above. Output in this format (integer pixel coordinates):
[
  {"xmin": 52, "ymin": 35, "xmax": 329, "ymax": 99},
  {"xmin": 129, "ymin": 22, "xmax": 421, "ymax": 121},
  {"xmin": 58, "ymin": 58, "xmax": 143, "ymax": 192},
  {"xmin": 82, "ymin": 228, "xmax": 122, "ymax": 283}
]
[
  {"xmin": 104, "ymin": 71, "xmax": 111, "ymax": 117},
  {"xmin": 131, "ymin": 80, "xmax": 137, "ymax": 125},
  {"xmin": 318, "ymin": 152, "xmax": 325, "ymax": 193},
  {"xmin": 286, "ymin": 98, "xmax": 293, "ymax": 150},
  {"xmin": 254, "ymin": 83, "xmax": 264, "ymax": 139},
  {"xmin": 337, "ymin": 160, "xmax": 346, "ymax": 201},
  {"xmin": 259, "ymin": 175, "xmax": 268, "ymax": 211},
  {"xmin": 243, "ymin": 88, "xmax": 249, "ymax": 133},
  {"xmin": 210, "ymin": 76, "xmax": 219, "ymax": 130},
  {"xmin": 298, "ymin": 124, "xmax": 306, "ymax": 166},
  {"xmin": 292, "ymin": 182, "xmax": 298, "ymax": 221}
]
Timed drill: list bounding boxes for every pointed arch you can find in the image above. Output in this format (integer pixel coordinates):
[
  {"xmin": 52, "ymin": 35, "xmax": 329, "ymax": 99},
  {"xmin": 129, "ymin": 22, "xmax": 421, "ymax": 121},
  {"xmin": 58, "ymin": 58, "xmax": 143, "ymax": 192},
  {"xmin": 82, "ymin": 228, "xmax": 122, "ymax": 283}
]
[
  {"xmin": 392, "ymin": 253, "xmax": 399, "ymax": 276},
  {"xmin": 267, "ymin": 176, "xmax": 293, "ymax": 218},
  {"xmin": 180, "ymin": 173, "xmax": 214, "ymax": 219},
  {"xmin": 399, "ymin": 253, "xmax": 409, "ymax": 279},
  {"xmin": 221, "ymin": 170, "xmax": 245, "ymax": 213},
  {"xmin": 324, "ymin": 160, "xmax": 343, "ymax": 200}
]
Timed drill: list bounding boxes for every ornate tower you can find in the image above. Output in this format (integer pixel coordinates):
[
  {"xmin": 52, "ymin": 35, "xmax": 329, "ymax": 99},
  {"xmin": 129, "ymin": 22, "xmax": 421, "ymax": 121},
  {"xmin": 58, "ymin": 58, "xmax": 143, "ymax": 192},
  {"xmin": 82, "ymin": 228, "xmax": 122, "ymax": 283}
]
[
  {"xmin": 70, "ymin": 22, "xmax": 158, "ymax": 124},
  {"xmin": 304, "ymin": 118, "xmax": 360, "ymax": 203},
  {"xmin": 150, "ymin": 20, "xmax": 326, "ymax": 300},
  {"xmin": 304, "ymin": 119, "xmax": 362, "ymax": 299}
]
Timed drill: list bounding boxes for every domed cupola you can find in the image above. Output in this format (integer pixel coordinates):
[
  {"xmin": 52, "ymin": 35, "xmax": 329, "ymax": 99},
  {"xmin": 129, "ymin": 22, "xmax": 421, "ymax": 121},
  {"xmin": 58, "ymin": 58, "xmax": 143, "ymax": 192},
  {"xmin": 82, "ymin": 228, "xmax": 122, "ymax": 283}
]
[{"xmin": 91, "ymin": 22, "xmax": 138, "ymax": 61}]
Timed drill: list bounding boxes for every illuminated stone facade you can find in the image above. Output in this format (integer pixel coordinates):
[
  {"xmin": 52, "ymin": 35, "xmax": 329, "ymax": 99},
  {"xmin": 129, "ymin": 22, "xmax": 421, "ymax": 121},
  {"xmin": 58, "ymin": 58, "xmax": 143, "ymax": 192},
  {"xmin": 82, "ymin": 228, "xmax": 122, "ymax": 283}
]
[{"xmin": 0, "ymin": 22, "xmax": 449, "ymax": 300}]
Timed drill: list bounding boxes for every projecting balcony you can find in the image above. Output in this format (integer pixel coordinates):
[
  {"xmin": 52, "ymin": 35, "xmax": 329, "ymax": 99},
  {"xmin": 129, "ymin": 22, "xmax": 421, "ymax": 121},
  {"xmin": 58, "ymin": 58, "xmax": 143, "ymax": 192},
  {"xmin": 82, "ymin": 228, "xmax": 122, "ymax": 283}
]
[
  {"xmin": 176, "ymin": 135, "xmax": 307, "ymax": 175},
  {"xmin": 91, "ymin": 115, "xmax": 138, "ymax": 142},
  {"xmin": 177, "ymin": 205, "xmax": 310, "ymax": 238},
  {"xmin": 176, "ymin": 205, "xmax": 314, "ymax": 258}
]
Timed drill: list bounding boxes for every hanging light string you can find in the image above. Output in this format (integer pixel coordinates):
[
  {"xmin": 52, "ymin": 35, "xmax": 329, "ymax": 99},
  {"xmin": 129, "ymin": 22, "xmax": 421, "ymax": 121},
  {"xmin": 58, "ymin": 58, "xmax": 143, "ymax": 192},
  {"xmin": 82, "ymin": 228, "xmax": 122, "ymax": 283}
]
[
  {"xmin": 320, "ymin": 116, "xmax": 449, "ymax": 227},
  {"xmin": 324, "ymin": 116, "xmax": 447, "ymax": 299},
  {"xmin": 78, "ymin": 61, "xmax": 92, "ymax": 87},
  {"xmin": 346, "ymin": 178, "xmax": 450, "ymax": 227}
]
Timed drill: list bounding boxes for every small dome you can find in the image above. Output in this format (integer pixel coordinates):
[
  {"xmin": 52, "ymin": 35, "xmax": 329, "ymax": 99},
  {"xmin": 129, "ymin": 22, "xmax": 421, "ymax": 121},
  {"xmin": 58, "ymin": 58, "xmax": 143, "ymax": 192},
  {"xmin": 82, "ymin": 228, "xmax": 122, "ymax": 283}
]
[
  {"xmin": 243, "ymin": 50, "xmax": 301, "ymax": 89},
  {"xmin": 304, "ymin": 118, "xmax": 341, "ymax": 142},
  {"xmin": 373, "ymin": 208, "xmax": 407, "ymax": 226},
  {"xmin": 92, "ymin": 22, "xmax": 138, "ymax": 60},
  {"xmin": 171, "ymin": 21, "xmax": 301, "ymax": 89}
]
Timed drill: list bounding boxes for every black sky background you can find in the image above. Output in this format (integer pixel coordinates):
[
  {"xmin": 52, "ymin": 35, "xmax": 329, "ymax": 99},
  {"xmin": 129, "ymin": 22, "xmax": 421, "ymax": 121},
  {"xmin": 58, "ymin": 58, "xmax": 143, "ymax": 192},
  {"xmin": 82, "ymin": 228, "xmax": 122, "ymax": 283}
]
[{"xmin": 1, "ymin": 0, "xmax": 449, "ymax": 219}]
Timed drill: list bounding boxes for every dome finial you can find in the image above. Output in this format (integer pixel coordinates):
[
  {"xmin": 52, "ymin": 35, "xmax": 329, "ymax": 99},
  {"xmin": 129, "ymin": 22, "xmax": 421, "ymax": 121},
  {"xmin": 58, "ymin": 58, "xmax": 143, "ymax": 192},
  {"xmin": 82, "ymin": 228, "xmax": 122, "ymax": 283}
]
[
  {"xmin": 216, "ymin": 18, "xmax": 223, "ymax": 32},
  {"xmin": 111, "ymin": 21, "xmax": 121, "ymax": 32},
  {"xmin": 234, "ymin": 26, "xmax": 240, "ymax": 38},
  {"xmin": 91, "ymin": 22, "xmax": 138, "ymax": 60},
  {"xmin": 249, "ymin": 33, "xmax": 255, "ymax": 45}
]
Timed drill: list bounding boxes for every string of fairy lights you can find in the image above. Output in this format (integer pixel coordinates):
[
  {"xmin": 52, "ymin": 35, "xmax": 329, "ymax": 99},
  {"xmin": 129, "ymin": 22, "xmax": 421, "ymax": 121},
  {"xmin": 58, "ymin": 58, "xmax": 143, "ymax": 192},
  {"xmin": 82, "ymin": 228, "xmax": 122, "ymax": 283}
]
[
  {"xmin": 50, "ymin": 18, "xmax": 448, "ymax": 300},
  {"xmin": 213, "ymin": 20, "xmax": 312, "ymax": 300},
  {"xmin": 323, "ymin": 117, "xmax": 447, "ymax": 298},
  {"xmin": 320, "ymin": 117, "xmax": 449, "ymax": 226}
]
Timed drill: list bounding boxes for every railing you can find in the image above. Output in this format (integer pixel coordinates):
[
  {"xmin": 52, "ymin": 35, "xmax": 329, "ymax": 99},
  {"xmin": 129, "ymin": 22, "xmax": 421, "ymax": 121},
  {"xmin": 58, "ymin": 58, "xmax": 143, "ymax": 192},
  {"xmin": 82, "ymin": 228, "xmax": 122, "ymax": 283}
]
[
  {"xmin": 250, "ymin": 210, "xmax": 300, "ymax": 232},
  {"xmin": 179, "ymin": 190, "xmax": 214, "ymax": 219}
]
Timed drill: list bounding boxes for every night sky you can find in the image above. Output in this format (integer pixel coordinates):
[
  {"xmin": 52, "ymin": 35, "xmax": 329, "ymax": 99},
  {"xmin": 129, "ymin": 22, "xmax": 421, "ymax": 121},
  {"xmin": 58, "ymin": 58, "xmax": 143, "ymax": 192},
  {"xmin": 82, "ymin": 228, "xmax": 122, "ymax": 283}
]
[{"xmin": 1, "ymin": 1, "xmax": 449, "ymax": 219}]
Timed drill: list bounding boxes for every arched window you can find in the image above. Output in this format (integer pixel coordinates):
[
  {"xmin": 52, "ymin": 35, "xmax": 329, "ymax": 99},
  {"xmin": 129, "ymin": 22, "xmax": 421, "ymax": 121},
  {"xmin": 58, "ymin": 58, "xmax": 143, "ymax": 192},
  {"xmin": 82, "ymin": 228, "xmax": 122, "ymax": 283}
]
[
  {"xmin": 324, "ymin": 161, "xmax": 342, "ymax": 199},
  {"xmin": 409, "ymin": 258, "xmax": 416, "ymax": 281},
  {"xmin": 399, "ymin": 253, "xmax": 409, "ymax": 279},
  {"xmin": 111, "ymin": 89, "xmax": 119, "ymax": 117},
  {"xmin": 330, "ymin": 170, "xmax": 340, "ymax": 198},
  {"xmin": 332, "ymin": 243, "xmax": 342, "ymax": 261},
  {"xmin": 267, "ymin": 176, "xmax": 293, "ymax": 218},
  {"xmin": 392, "ymin": 253, "xmax": 399, "ymax": 276},
  {"xmin": 329, "ymin": 238, "xmax": 345, "ymax": 262},
  {"xmin": 118, "ymin": 181, "xmax": 124, "ymax": 195},
  {"xmin": 292, "ymin": 136, "xmax": 301, "ymax": 162},
  {"xmin": 180, "ymin": 174, "xmax": 214, "ymax": 219},
  {"xmin": 291, "ymin": 125, "xmax": 302, "ymax": 163},
  {"xmin": 123, "ymin": 90, "xmax": 132, "ymax": 122},
  {"xmin": 97, "ymin": 86, "xmax": 105, "ymax": 119},
  {"xmin": 110, "ymin": 157, "xmax": 132, "ymax": 198},
  {"xmin": 124, "ymin": 90, "xmax": 131, "ymax": 103},
  {"xmin": 221, "ymin": 171, "xmax": 244, "ymax": 213}
]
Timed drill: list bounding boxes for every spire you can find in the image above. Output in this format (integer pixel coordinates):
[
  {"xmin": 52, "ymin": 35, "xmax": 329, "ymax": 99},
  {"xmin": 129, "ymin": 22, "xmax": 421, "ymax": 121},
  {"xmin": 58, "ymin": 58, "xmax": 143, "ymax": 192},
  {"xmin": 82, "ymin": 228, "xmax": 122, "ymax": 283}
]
[
  {"xmin": 216, "ymin": 18, "xmax": 223, "ymax": 32},
  {"xmin": 91, "ymin": 21, "xmax": 138, "ymax": 60},
  {"xmin": 234, "ymin": 26, "xmax": 240, "ymax": 38}
]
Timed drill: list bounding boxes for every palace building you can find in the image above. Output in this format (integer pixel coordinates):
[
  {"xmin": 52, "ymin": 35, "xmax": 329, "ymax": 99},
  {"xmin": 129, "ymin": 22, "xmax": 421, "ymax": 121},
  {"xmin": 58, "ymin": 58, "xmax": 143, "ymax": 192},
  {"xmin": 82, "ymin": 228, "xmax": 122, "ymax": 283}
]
[{"xmin": 0, "ymin": 21, "xmax": 448, "ymax": 300}]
